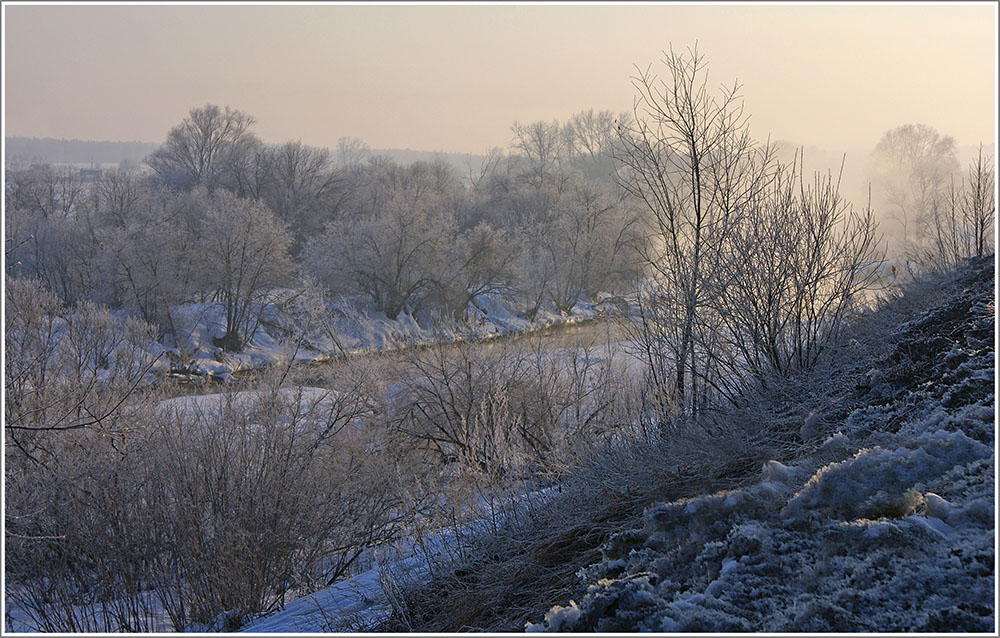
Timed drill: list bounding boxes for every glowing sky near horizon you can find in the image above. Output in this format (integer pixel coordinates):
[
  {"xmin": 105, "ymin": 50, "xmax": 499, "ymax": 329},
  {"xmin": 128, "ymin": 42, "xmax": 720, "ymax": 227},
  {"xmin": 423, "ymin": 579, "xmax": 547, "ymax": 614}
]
[{"xmin": 3, "ymin": 3, "xmax": 996, "ymax": 153}]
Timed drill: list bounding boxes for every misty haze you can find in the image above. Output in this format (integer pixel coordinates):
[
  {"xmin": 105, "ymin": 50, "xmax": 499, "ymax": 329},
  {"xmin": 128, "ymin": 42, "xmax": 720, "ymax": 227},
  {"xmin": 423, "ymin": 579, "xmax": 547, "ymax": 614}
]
[{"xmin": 3, "ymin": 2, "xmax": 996, "ymax": 635}]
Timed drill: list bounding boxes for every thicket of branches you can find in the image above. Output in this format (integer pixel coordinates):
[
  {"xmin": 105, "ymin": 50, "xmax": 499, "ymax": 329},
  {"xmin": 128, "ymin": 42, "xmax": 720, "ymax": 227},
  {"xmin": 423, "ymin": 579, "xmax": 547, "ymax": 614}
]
[
  {"xmin": 869, "ymin": 124, "xmax": 994, "ymax": 266},
  {"xmin": 611, "ymin": 46, "xmax": 993, "ymax": 417}
]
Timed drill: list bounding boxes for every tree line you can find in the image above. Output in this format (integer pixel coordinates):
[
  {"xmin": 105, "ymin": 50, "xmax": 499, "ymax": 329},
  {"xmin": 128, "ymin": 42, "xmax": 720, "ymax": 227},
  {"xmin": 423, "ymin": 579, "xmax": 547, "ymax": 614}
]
[{"xmin": 6, "ymin": 106, "xmax": 641, "ymax": 352}]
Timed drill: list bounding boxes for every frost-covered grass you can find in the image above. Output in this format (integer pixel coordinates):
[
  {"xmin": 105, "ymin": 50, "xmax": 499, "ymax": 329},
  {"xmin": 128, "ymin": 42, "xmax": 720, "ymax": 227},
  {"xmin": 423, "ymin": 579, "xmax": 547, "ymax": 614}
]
[
  {"xmin": 524, "ymin": 256, "xmax": 995, "ymax": 633},
  {"xmin": 378, "ymin": 256, "xmax": 994, "ymax": 633}
]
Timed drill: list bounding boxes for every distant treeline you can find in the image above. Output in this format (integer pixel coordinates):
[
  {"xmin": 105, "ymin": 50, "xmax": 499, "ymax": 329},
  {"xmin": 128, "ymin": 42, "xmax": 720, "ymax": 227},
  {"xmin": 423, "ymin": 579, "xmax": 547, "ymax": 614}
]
[
  {"xmin": 5, "ymin": 136, "xmax": 486, "ymax": 174},
  {"xmin": 5, "ymin": 136, "xmax": 162, "ymax": 167}
]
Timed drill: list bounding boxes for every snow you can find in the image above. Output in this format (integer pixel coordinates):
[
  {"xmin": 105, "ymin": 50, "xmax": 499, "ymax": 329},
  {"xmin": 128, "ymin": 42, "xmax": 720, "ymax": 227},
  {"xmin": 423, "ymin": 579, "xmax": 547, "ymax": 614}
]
[
  {"xmin": 4, "ymin": 590, "xmax": 175, "ymax": 633},
  {"xmin": 158, "ymin": 292, "xmax": 616, "ymax": 381},
  {"xmin": 243, "ymin": 486, "xmax": 559, "ymax": 632},
  {"xmin": 155, "ymin": 386, "xmax": 342, "ymax": 420},
  {"xmin": 526, "ymin": 257, "xmax": 995, "ymax": 633},
  {"xmin": 239, "ymin": 548, "xmax": 418, "ymax": 632}
]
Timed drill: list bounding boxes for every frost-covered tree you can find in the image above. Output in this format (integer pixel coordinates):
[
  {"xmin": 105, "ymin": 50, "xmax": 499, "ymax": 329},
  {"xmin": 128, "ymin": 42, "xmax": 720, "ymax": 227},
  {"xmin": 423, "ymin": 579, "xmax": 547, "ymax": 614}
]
[
  {"xmin": 869, "ymin": 123, "xmax": 959, "ymax": 251},
  {"xmin": 304, "ymin": 159, "xmax": 459, "ymax": 320},
  {"xmin": 4, "ymin": 276, "xmax": 159, "ymax": 463},
  {"xmin": 426, "ymin": 223, "xmax": 518, "ymax": 321},
  {"xmin": 261, "ymin": 140, "xmax": 343, "ymax": 243},
  {"xmin": 5, "ymin": 202, "xmax": 102, "ymax": 305},
  {"xmin": 713, "ymin": 155, "xmax": 882, "ymax": 392},
  {"xmin": 545, "ymin": 182, "xmax": 638, "ymax": 313},
  {"xmin": 92, "ymin": 168, "xmax": 150, "ymax": 228},
  {"xmin": 962, "ymin": 146, "xmax": 995, "ymax": 258},
  {"xmin": 564, "ymin": 109, "xmax": 631, "ymax": 181},
  {"xmin": 4, "ymin": 165, "xmax": 88, "ymax": 220},
  {"xmin": 886, "ymin": 142, "xmax": 996, "ymax": 268},
  {"xmin": 94, "ymin": 188, "xmax": 204, "ymax": 336},
  {"xmin": 147, "ymin": 104, "xmax": 258, "ymax": 191},
  {"xmin": 197, "ymin": 191, "xmax": 294, "ymax": 351}
]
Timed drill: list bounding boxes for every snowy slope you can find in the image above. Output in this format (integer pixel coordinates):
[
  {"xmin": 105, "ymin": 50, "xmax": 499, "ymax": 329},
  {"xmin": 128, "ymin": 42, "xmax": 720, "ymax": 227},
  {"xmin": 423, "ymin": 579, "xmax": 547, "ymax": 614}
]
[{"xmin": 527, "ymin": 257, "xmax": 996, "ymax": 633}]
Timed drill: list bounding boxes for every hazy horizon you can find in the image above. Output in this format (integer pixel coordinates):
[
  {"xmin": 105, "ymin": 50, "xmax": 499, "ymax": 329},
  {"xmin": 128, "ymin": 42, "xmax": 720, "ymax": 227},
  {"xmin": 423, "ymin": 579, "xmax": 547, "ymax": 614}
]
[{"xmin": 4, "ymin": 3, "xmax": 997, "ymax": 155}]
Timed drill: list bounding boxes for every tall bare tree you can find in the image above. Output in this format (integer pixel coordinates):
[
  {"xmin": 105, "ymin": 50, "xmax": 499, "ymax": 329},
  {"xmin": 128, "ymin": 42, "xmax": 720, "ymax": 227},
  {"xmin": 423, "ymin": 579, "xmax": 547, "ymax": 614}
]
[
  {"xmin": 613, "ymin": 45, "xmax": 774, "ymax": 414},
  {"xmin": 963, "ymin": 145, "xmax": 995, "ymax": 258},
  {"xmin": 713, "ymin": 154, "xmax": 882, "ymax": 394},
  {"xmin": 869, "ymin": 123, "xmax": 959, "ymax": 251}
]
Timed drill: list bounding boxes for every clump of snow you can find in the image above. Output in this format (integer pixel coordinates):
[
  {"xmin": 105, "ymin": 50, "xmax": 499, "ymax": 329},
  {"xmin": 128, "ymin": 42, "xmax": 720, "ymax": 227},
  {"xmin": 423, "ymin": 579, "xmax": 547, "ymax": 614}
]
[
  {"xmin": 783, "ymin": 428, "xmax": 990, "ymax": 522},
  {"xmin": 525, "ymin": 600, "xmax": 581, "ymax": 632},
  {"xmin": 923, "ymin": 492, "xmax": 955, "ymax": 521},
  {"xmin": 761, "ymin": 460, "xmax": 805, "ymax": 485}
]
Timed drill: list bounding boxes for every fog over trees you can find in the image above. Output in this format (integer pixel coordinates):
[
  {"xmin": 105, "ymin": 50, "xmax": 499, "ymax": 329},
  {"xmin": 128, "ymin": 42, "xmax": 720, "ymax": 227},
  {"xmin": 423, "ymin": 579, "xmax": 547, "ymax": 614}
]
[{"xmin": 4, "ymin": 44, "xmax": 995, "ymax": 634}]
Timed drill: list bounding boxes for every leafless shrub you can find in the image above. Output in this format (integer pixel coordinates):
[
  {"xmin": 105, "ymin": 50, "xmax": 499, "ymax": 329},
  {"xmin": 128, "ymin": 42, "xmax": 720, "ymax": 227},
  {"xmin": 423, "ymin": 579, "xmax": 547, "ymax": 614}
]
[
  {"xmin": 912, "ymin": 145, "xmax": 995, "ymax": 269},
  {"xmin": 712, "ymin": 154, "xmax": 884, "ymax": 395},
  {"xmin": 6, "ymin": 356, "xmax": 407, "ymax": 632},
  {"xmin": 4, "ymin": 275, "xmax": 160, "ymax": 465},
  {"xmin": 616, "ymin": 47, "xmax": 884, "ymax": 416},
  {"xmin": 613, "ymin": 45, "xmax": 777, "ymax": 415}
]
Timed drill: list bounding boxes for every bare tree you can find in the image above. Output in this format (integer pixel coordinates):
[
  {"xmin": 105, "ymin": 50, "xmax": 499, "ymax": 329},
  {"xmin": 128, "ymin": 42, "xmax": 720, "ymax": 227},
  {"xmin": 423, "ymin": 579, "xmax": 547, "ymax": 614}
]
[
  {"xmin": 197, "ymin": 191, "xmax": 295, "ymax": 351},
  {"xmin": 869, "ymin": 123, "xmax": 959, "ymax": 251},
  {"xmin": 907, "ymin": 144, "xmax": 994, "ymax": 267},
  {"xmin": 712, "ymin": 154, "xmax": 883, "ymax": 394},
  {"xmin": 511, "ymin": 119, "xmax": 569, "ymax": 196},
  {"xmin": 304, "ymin": 160, "xmax": 458, "ymax": 320},
  {"xmin": 95, "ymin": 188, "xmax": 203, "ymax": 335},
  {"xmin": 147, "ymin": 104, "xmax": 257, "ymax": 190},
  {"xmin": 427, "ymin": 223, "xmax": 518, "ymax": 321},
  {"xmin": 93, "ymin": 168, "xmax": 150, "ymax": 227},
  {"xmin": 963, "ymin": 145, "xmax": 994, "ymax": 258},
  {"xmin": 4, "ymin": 276, "xmax": 160, "ymax": 464},
  {"xmin": 5, "ymin": 203, "xmax": 102, "ymax": 305},
  {"xmin": 565, "ymin": 109, "xmax": 619, "ymax": 162},
  {"xmin": 335, "ymin": 136, "xmax": 371, "ymax": 171},
  {"xmin": 263, "ymin": 141, "xmax": 341, "ymax": 240},
  {"xmin": 545, "ymin": 181, "xmax": 638, "ymax": 313},
  {"xmin": 223, "ymin": 134, "xmax": 272, "ymax": 201},
  {"xmin": 613, "ymin": 45, "xmax": 774, "ymax": 414},
  {"xmin": 5, "ymin": 165, "xmax": 88, "ymax": 220}
]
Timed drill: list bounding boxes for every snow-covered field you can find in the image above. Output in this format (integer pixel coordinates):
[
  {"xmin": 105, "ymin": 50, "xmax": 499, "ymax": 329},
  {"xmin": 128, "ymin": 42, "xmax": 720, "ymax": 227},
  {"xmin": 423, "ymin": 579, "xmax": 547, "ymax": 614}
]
[{"xmin": 527, "ymin": 258, "xmax": 996, "ymax": 632}]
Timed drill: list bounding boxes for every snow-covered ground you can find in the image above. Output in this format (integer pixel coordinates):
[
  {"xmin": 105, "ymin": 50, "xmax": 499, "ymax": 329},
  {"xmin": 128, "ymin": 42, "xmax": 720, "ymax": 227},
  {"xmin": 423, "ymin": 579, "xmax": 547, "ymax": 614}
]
[
  {"xmin": 526, "ymin": 257, "xmax": 996, "ymax": 632},
  {"xmin": 242, "ymin": 487, "xmax": 558, "ymax": 633},
  {"xmin": 240, "ymin": 541, "xmax": 426, "ymax": 632},
  {"xmin": 154, "ymin": 386, "xmax": 350, "ymax": 422}
]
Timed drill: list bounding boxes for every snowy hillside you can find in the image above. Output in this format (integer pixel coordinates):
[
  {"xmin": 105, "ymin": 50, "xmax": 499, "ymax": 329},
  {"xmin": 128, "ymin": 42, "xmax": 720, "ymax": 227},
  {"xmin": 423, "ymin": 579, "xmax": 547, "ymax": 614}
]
[{"xmin": 527, "ymin": 257, "xmax": 995, "ymax": 632}]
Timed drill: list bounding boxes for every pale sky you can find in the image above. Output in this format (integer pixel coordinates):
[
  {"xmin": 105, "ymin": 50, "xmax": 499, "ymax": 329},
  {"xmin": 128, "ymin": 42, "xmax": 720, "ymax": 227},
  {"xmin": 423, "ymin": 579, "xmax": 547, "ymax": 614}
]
[{"xmin": 3, "ymin": 2, "xmax": 997, "ymax": 154}]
